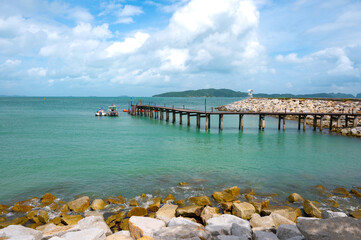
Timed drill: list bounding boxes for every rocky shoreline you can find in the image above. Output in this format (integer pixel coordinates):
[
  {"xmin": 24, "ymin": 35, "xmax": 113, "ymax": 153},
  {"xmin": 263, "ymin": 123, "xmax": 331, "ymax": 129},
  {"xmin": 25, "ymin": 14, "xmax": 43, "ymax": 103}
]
[
  {"xmin": 0, "ymin": 184, "xmax": 360, "ymax": 239},
  {"xmin": 216, "ymin": 98, "xmax": 361, "ymax": 137}
]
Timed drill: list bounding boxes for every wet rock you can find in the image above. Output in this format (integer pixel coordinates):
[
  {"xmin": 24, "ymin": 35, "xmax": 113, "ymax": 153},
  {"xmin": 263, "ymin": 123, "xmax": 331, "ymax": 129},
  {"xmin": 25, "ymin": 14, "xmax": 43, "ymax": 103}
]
[
  {"xmin": 147, "ymin": 197, "xmax": 161, "ymax": 212},
  {"xmin": 349, "ymin": 209, "xmax": 361, "ymax": 219},
  {"xmin": 167, "ymin": 217, "xmax": 202, "ymax": 227},
  {"xmin": 176, "ymin": 205, "xmax": 203, "ymax": 218},
  {"xmin": 276, "ymin": 224, "xmax": 303, "ymax": 240},
  {"xmin": 106, "ymin": 195, "xmax": 126, "ymax": 205},
  {"xmin": 201, "ymin": 206, "xmax": 221, "ymax": 225},
  {"xmin": 67, "ymin": 196, "xmax": 90, "ymax": 213},
  {"xmin": 155, "ymin": 204, "xmax": 178, "ymax": 223},
  {"xmin": 314, "ymin": 185, "xmax": 326, "ymax": 192},
  {"xmin": 350, "ymin": 189, "xmax": 361, "ymax": 197},
  {"xmin": 178, "ymin": 182, "xmax": 189, "ymax": 186},
  {"xmin": 120, "ymin": 218, "xmax": 129, "ymax": 230},
  {"xmin": 153, "ymin": 225, "xmax": 211, "ymax": 240},
  {"xmin": 250, "ymin": 213, "xmax": 275, "ymax": 229},
  {"xmin": 224, "ymin": 186, "xmax": 241, "ymax": 197},
  {"xmin": 287, "ymin": 193, "xmax": 304, "ymax": 203},
  {"xmin": 76, "ymin": 216, "xmax": 112, "ymax": 236},
  {"xmin": 321, "ymin": 210, "xmax": 347, "ymax": 219},
  {"xmin": 189, "ymin": 196, "xmax": 212, "ymax": 206},
  {"xmin": 128, "ymin": 216, "xmax": 165, "ymax": 239},
  {"xmin": 61, "ymin": 214, "xmax": 83, "ymax": 225},
  {"xmin": 0, "ymin": 217, "xmax": 28, "ymax": 228},
  {"xmin": 303, "ymin": 200, "xmax": 321, "ymax": 218},
  {"xmin": 213, "ymin": 191, "xmax": 236, "ymax": 202},
  {"xmin": 58, "ymin": 204, "xmax": 69, "ymax": 214},
  {"xmin": 253, "ymin": 230, "xmax": 279, "ymax": 240},
  {"xmin": 41, "ymin": 193, "xmax": 57, "ymax": 204},
  {"xmin": 221, "ymin": 202, "xmax": 233, "ymax": 212},
  {"xmin": 27, "ymin": 210, "xmax": 40, "ymax": 223},
  {"xmin": 38, "ymin": 210, "xmax": 49, "ymax": 224},
  {"xmin": 90, "ymin": 199, "xmax": 107, "ymax": 210},
  {"xmin": 297, "ymin": 217, "xmax": 361, "ymax": 240},
  {"xmin": 232, "ymin": 202, "xmax": 255, "ymax": 220},
  {"xmin": 327, "ymin": 199, "xmax": 339, "ymax": 208},
  {"xmin": 331, "ymin": 188, "xmax": 351, "ymax": 197},
  {"xmin": 0, "ymin": 217, "xmax": 5, "ymax": 222},
  {"xmin": 127, "ymin": 207, "xmax": 147, "ymax": 218},
  {"xmin": 0, "ymin": 225, "xmax": 43, "ymax": 240},
  {"xmin": 162, "ymin": 194, "xmax": 175, "ymax": 203},
  {"xmin": 106, "ymin": 212, "xmax": 126, "ymax": 227},
  {"xmin": 174, "ymin": 200, "xmax": 184, "ymax": 206},
  {"xmin": 262, "ymin": 206, "xmax": 301, "ymax": 222},
  {"xmin": 231, "ymin": 222, "xmax": 252, "ymax": 240},
  {"xmin": 270, "ymin": 213, "xmax": 295, "ymax": 228},
  {"xmin": 129, "ymin": 199, "xmax": 138, "ymax": 206},
  {"xmin": 0, "ymin": 205, "xmax": 9, "ymax": 211},
  {"xmin": 12, "ymin": 198, "xmax": 38, "ymax": 213}
]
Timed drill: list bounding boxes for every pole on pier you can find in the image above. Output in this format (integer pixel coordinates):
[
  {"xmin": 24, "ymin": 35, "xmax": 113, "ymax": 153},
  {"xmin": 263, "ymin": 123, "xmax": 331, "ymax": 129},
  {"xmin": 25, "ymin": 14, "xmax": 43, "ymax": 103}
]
[
  {"xmin": 179, "ymin": 112, "xmax": 182, "ymax": 125},
  {"xmin": 197, "ymin": 113, "xmax": 200, "ymax": 128},
  {"xmin": 172, "ymin": 111, "xmax": 176, "ymax": 123},
  {"xmin": 187, "ymin": 113, "xmax": 190, "ymax": 126},
  {"xmin": 239, "ymin": 114, "xmax": 244, "ymax": 131},
  {"xmin": 219, "ymin": 114, "xmax": 223, "ymax": 131},
  {"xmin": 337, "ymin": 116, "xmax": 341, "ymax": 128},
  {"xmin": 262, "ymin": 116, "xmax": 265, "ymax": 131},
  {"xmin": 313, "ymin": 116, "xmax": 317, "ymax": 131}
]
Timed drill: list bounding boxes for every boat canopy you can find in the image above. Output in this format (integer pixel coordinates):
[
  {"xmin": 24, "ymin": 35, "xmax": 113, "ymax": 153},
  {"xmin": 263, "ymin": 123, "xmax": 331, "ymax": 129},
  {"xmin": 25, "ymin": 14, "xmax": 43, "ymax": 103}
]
[{"xmin": 108, "ymin": 105, "xmax": 117, "ymax": 110}]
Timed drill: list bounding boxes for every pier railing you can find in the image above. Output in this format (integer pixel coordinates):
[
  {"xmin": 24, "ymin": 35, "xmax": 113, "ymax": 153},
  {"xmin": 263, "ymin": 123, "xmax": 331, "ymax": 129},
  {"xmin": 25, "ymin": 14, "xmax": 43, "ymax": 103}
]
[{"xmin": 129, "ymin": 104, "xmax": 361, "ymax": 131}]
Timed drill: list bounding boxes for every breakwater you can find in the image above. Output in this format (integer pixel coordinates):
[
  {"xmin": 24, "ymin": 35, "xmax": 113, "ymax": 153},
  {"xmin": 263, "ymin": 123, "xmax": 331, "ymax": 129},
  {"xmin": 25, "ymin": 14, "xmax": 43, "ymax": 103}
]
[
  {"xmin": 216, "ymin": 98, "xmax": 361, "ymax": 136},
  {"xmin": 0, "ymin": 185, "xmax": 360, "ymax": 239}
]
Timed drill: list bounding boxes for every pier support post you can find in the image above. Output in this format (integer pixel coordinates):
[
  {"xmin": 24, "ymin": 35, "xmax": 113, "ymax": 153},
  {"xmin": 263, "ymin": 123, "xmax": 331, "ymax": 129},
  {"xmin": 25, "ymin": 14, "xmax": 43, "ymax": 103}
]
[
  {"xmin": 259, "ymin": 115, "xmax": 262, "ymax": 130},
  {"xmin": 239, "ymin": 114, "xmax": 244, "ymax": 131},
  {"xmin": 319, "ymin": 116, "xmax": 324, "ymax": 132},
  {"xmin": 278, "ymin": 115, "xmax": 281, "ymax": 130},
  {"xmin": 262, "ymin": 116, "xmax": 265, "ymax": 131},
  {"xmin": 303, "ymin": 115, "xmax": 307, "ymax": 131},
  {"xmin": 329, "ymin": 116, "xmax": 333, "ymax": 131},
  {"xmin": 259, "ymin": 115, "xmax": 265, "ymax": 131},
  {"xmin": 179, "ymin": 112, "xmax": 182, "ymax": 125},
  {"xmin": 172, "ymin": 111, "xmax": 176, "ymax": 124},
  {"xmin": 353, "ymin": 116, "xmax": 358, "ymax": 128},
  {"xmin": 298, "ymin": 115, "xmax": 301, "ymax": 130},
  {"xmin": 208, "ymin": 114, "xmax": 211, "ymax": 129},
  {"xmin": 337, "ymin": 116, "xmax": 341, "ymax": 128},
  {"xmin": 166, "ymin": 111, "xmax": 169, "ymax": 122},
  {"xmin": 219, "ymin": 114, "xmax": 223, "ymax": 131},
  {"xmin": 345, "ymin": 115, "xmax": 348, "ymax": 127},
  {"xmin": 187, "ymin": 113, "xmax": 190, "ymax": 126},
  {"xmin": 283, "ymin": 116, "xmax": 285, "ymax": 131},
  {"xmin": 205, "ymin": 114, "xmax": 208, "ymax": 131},
  {"xmin": 313, "ymin": 116, "xmax": 317, "ymax": 131},
  {"xmin": 160, "ymin": 110, "xmax": 163, "ymax": 120},
  {"xmin": 197, "ymin": 114, "xmax": 200, "ymax": 128}
]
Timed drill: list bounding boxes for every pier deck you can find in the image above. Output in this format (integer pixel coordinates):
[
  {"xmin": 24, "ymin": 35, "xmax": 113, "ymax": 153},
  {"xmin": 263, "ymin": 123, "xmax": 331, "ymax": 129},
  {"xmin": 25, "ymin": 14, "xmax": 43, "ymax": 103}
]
[{"xmin": 130, "ymin": 104, "xmax": 361, "ymax": 131}]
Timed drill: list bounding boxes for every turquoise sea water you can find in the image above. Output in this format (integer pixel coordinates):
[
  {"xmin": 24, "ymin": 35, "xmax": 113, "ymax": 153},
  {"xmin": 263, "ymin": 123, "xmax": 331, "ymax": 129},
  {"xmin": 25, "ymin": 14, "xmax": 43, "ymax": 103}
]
[{"xmin": 0, "ymin": 97, "xmax": 360, "ymax": 209}]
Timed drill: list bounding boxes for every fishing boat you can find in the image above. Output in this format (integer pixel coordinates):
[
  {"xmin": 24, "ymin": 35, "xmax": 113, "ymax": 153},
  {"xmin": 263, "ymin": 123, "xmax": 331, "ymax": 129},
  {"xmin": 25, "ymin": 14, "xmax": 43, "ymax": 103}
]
[
  {"xmin": 107, "ymin": 105, "xmax": 118, "ymax": 116},
  {"xmin": 95, "ymin": 107, "xmax": 106, "ymax": 116}
]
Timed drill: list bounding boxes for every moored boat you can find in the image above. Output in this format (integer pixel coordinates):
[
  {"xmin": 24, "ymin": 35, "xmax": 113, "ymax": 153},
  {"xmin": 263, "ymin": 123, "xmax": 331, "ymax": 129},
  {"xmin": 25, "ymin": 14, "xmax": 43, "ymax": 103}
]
[
  {"xmin": 107, "ymin": 105, "xmax": 118, "ymax": 116},
  {"xmin": 95, "ymin": 107, "xmax": 106, "ymax": 116}
]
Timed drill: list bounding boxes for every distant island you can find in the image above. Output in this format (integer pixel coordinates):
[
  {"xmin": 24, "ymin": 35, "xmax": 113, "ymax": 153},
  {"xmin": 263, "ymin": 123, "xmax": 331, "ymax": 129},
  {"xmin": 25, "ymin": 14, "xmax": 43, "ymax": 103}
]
[{"xmin": 153, "ymin": 88, "xmax": 360, "ymax": 98}]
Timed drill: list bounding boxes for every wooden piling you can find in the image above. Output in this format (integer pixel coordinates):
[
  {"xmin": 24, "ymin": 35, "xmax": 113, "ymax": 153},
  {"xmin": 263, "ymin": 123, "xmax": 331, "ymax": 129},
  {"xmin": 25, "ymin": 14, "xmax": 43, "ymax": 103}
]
[
  {"xmin": 187, "ymin": 113, "xmax": 190, "ymax": 126},
  {"xmin": 303, "ymin": 115, "xmax": 306, "ymax": 131},
  {"xmin": 283, "ymin": 116, "xmax": 285, "ymax": 131},
  {"xmin": 259, "ymin": 115, "xmax": 262, "ymax": 130},
  {"xmin": 166, "ymin": 111, "xmax": 169, "ymax": 122},
  {"xmin": 205, "ymin": 114, "xmax": 208, "ymax": 131},
  {"xmin": 278, "ymin": 116, "xmax": 281, "ymax": 130},
  {"xmin": 239, "ymin": 114, "xmax": 244, "ymax": 130},
  {"xmin": 172, "ymin": 111, "xmax": 176, "ymax": 123},
  {"xmin": 208, "ymin": 114, "xmax": 211, "ymax": 129},
  {"xmin": 319, "ymin": 116, "xmax": 324, "ymax": 132},
  {"xmin": 298, "ymin": 115, "xmax": 301, "ymax": 130},
  {"xmin": 179, "ymin": 112, "xmax": 182, "ymax": 125},
  {"xmin": 197, "ymin": 113, "xmax": 200, "ymax": 128},
  {"xmin": 219, "ymin": 114, "xmax": 223, "ymax": 130},
  {"xmin": 262, "ymin": 116, "xmax": 265, "ymax": 131},
  {"xmin": 313, "ymin": 116, "xmax": 317, "ymax": 131}
]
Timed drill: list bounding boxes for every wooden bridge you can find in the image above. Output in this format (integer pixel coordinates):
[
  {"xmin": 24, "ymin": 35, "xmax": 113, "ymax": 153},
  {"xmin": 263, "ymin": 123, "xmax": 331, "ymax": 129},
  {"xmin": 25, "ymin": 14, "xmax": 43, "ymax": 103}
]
[{"xmin": 129, "ymin": 104, "xmax": 361, "ymax": 131}]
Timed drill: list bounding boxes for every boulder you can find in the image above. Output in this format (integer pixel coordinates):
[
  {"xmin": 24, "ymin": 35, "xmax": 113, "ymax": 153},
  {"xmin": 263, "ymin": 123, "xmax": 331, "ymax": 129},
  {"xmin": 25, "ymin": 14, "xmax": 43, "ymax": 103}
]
[
  {"xmin": 176, "ymin": 205, "xmax": 203, "ymax": 218},
  {"xmin": 38, "ymin": 210, "xmax": 49, "ymax": 224},
  {"xmin": 231, "ymin": 222, "xmax": 252, "ymax": 240},
  {"xmin": 213, "ymin": 191, "xmax": 235, "ymax": 202},
  {"xmin": 40, "ymin": 193, "xmax": 57, "ymax": 204},
  {"xmin": 270, "ymin": 213, "xmax": 295, "ymax": 228},
  {"xmin": 331, "ymin": 188, "xmax": 351, "ymax": 197},
  {"xmin": 253, "ymin": 230, "xmax": 279, "ymax": 240},
  {"xmin": 287, "ymin": 193, "xmax": 304, "ymax": 203},
  {"xmin": 276, "ymin": 224, "xmax": 303, "ymax": 240},
  {"xmin": 261, "ymin": 206, "xmax": 302, "ymax": 223},
  {"xmin": 155, "ymin": 204, "xmax": 178, "ymax": 223},
  {"xmin": 302, "ymin": 200, "xmax": 321, "ymax": 218},
  {"xmin": 297, "ymin": 217, "xmax": 361, "ymax": 240},
  {"xmin": 105, "ymin": 230, "xmax": 132, "ymax": 240},
  {"xmin": 0, "ymin": 225, "xmax": 43, "ymax": 240},
  {"xmin": 349, "ymin": 209, "xmax": 361, "ymax": 219},
  {"xmin": 12, "ymin": 198, "xmax": 38, "ymax": 213},
  {"xmin": 67, "ymin": 196, "xmax": 90, "ymax": 213},
  {"xmin": 61, "ymin": 214, "xmax": 83, "ymax": 225},
  {"xmin": 0, "ymin": 217, "xmax": 6, "ymax": 222},
  {"xmin": 350, "ymin": 189, "xmax": 361, "ymax": 197},
  {"xmin": 0, "ymin": 205, "xmax": 9, "ymax": 211},
  {"xmin": 321, "ymin": 210, "xmax": 347, "ymax": 219},
  {"xmin": 205, "ymin": 224, "xmax": 232, "ymax": 236},
  {"xmin": 0, "ymin": 217, "xmax": 28, "ymax": 229},
  {"xmin": 84, "ymin": 212, "xmax": 104, "ymax": 219},
  {"xmin": 106, "ymin": 195, "xmax": 126, "ymax": 204},
  {"xmin": 153, "ymin": 225, "xmax": 211, "ymax": 240},
  {"xmin": 224, "ymin": 186, "xmax": 241, "ymax": 197},
  {"xmin": 221, "ymin": 202, "xmax": 233, "ymax": 212},
  {"xmin": 58, "ymin": 204, "xmax": 69, "ymax": 214},
  {"xmin": 174, "ymin": 200, "xmax": 184, "ymax": 206},
  {"xmin": 90, "ymin": 199, "xmax": 107, "ymax": 210},
  {"xmin": 178, "ymin": 182, "xmax": 189, "ymax": 186},
  {"xmin": 232, "ymin": 202, "xmax": 255, "ymax": 220},
  {"xmin": 250, "ymin": 214, "xmax": 275, "ymax": 229},
  {"xmin": 189, "ymin": 196, "xmax": 212, "ymax": 206},
  {"xmin": 201, "ymin": 206, "xmax": 221, "ymax": 225},
  {"xmin": 207, "ymin": 214, "xmax": 251, "ymax": 229},
  {"xmin": 162, "ymin": 194, "xmax": 175, "ymax": 203},
  {"xmin": 128, "ymin": 216, "xmax": 165, "ymax": 239},
  {"xmin": 217, "ymin": 235, "xmax": 243, "ymax": 240},
  {"xmin": 76, "ymin": 216, "xmax": 112, "ymax": 236},
  {"xmin": 106, "ymin": 212, "xmax": 126, "ymax": 226},
  {"xmin": 48, "ymin": 227, "xmax": 107, "ymax": 240},
  {"xmin": 129, "ymin": 199, "xmax": 138, "ymax": 206},
  {"xmin": 120, "ymin": 219, "xmax": 129, "ymax": 230},
  {"xmin": 167, "ymin": 217, "xmax": 202, "ymax": 228},
  {"xmin": 147, "ymin": 197, "xmax": 161, "ymax": 212},
  {"xmin": 127, "ymin": 207, "xmax": 147, "ymax": 217}
]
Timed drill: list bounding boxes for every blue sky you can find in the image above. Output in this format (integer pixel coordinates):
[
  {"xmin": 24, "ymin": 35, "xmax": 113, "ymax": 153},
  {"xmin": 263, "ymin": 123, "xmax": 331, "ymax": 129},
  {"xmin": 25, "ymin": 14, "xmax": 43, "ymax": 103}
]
[{"xmin": 0, "ymin": 0, "xmax": 361, "ymax": 96}]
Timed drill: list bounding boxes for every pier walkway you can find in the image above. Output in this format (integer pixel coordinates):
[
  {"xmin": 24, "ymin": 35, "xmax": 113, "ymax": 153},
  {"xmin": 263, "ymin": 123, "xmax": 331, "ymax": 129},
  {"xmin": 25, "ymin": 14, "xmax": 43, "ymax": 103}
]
[{"xmin": 129, "ymin": 104, "xmax": 361, "ymax": 131}]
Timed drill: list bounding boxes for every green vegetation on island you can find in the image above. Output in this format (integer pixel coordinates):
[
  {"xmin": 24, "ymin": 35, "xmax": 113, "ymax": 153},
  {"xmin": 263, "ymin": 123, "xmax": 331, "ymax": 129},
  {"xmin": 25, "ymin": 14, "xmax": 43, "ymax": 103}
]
[{"xmin": 153, "ymin": 88, "xmax": 358, "ymax": 99}]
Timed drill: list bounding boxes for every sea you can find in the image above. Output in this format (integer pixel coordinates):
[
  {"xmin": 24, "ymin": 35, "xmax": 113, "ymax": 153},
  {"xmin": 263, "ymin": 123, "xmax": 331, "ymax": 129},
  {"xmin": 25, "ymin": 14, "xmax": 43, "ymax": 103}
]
[{"xmin": 0, "ymin": 97, "xmax": 360, "ymax": 210}]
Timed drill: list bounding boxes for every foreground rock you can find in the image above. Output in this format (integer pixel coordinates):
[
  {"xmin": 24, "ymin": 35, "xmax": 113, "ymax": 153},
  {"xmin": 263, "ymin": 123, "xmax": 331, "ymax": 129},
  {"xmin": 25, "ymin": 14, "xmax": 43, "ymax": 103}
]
[
  {"xmin": 0, "ymin": 225, "xmax": 43, "ymax": 240},
  {"xmin": 155, "ymin": 204, "xmax": 178, "ymax": 223},
  {"xmin": 129, "ymin": 216, "xmax": 165, "ymax": 239},
  {"xmin": 302, "ymin": 200, "xmax": 321, "ymax": 218},
  {"xmin": 176, "ymin": 205, "xmax": 203, "ymax": 218},
  {"xmin": 153, "ymin": 225, "xmax": 211, "ymax": 240},
  {"xmin": 297, "ymin": 217, "xmax": 361, "ymax": 240},
  {"xmin": 67, "ymin": 196, "xmax": 90, "ymax": 213},
  {"xmin": 276, "ymin": 224, "xmax": 303, "ymax": 240},
  {"xmin": 206, "ymin": 214, "xmax": 251, "ymax": 237},
  {"xmin": 90, "ymin": 199, "xmax": 107, "ymax": 210},
  {"xmin": 232, "ymin": 202, "xmax": 255, "ymax": 220}
]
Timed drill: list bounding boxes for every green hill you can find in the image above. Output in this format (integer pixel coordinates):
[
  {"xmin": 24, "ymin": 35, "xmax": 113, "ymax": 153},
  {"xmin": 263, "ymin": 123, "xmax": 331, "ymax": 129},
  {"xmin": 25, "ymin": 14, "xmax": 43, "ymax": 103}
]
[{"xmin": 153, "ymin": 88, "xmax": 355, "ymax": 98}]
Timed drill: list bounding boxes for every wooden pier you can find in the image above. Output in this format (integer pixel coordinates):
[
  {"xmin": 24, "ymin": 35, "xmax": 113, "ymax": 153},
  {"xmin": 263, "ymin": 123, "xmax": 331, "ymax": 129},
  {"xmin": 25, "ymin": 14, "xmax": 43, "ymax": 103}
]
[{"xmin": 129, "ymin": 104, "xmax": 360, "ymax": 131}]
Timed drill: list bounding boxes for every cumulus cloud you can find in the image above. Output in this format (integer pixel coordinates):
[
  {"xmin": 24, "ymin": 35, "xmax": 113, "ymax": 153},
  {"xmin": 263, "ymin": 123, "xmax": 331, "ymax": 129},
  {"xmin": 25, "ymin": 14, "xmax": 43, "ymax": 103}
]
[
  {"xmin": 99, "ymin": 1, "xmax": 144, "ymax": 24},
  {"xmin": 28, "ymin": 67, "xmax": 47, "ymax": 77},
  {"xmin": 106, "ymin": 32, "xmax": 150, "ymax": 56}
]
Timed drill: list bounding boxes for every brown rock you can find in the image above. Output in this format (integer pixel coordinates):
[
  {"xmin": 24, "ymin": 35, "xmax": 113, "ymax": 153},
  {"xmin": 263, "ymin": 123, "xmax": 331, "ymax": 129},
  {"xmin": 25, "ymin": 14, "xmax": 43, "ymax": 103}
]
[
  {"xmin": 162, "ymin": 194, "xmax": 175, "ymax": 203},
  {"xmin": 127, "ymin": 207, "xmax": 147, "ymax": 217},
  {"xmin": 261, "ymin": 206, "xmax": 302, "ymax": 222},
  {"xmin": 138, "ymin": 237, "xmax": 154, "ymax": 240},
  {"xmin": 58, "ymin": 204, "xmax": 69, "ymax": 214},
  {"xmin": 0, "ymin": 204, "xmax": 9, "ymax": 211},
  {"xmin": 240, "ymin": 188, "xmax": 255, "ymax": 195},
  {"xmin": 349, "ymin": 209, "xmax": 361, "ymax": 219},
  {"xmin": 129, "ymin": 199, "xmax": 138, "ymax": 206},
  {"xmin": 106, "ymin": 212, "xmax": 126, "ymax": 225},
  {"xmin": 141, "ymin": 193, "xmax": 147, "ymax": 198},
  {"xmin": 90, "ymin": 199, "xmax": 107, "ymax": 210},
  {"xmin": 224, "ymin": 186, "xmax": 240, "ymax": 197},
  {"xmin": 120, "ymin": 218, "xmax": 129, "ymax": 230},
  {"xmin": 0, "ymin": 217, "xmax": 6, "ymax": 222},
  {"xmin": 147, "ymin": 197, "xmax": 161, "ymax": 212},
  {"xmin": 303, "ymin": 200, "xmax": 322, "ymax": 218},
  {"xmin": 174, "ymin": 200, "xmax": 184, "ymax": 206},
  {"xmin": 245, "ymin": 193, "xmax": 255, "ymax": 201},
  {"xmin": 189, "ymin": 196, "xmax": 212, "ymax": 206},
  {"xmin": 0, "ymin": 217, "xmax": 28, "ymax": 228},
  {"xmin": 38, "ymin": 210, "xmax": 49, "ymax": 223},
  {"xmin": 61, "ymin": 214, "xmax": 83, "ymax": 225},
  {"xmin": 331, "ymin": 188, "xmax": 351, "ymax": 197},
  {"xmin": 107, "ymin": 195, "xmax": 126, "ymax": 204},
  {"xmin": 67, "ymin": 196, "xmax": 90, "ymax": 213},
  {"xmin": 327, "ymin": 199, "xmax": 339, "ymax": 208},
  {"xmin": 176, "ymin": 205, "xmax": 203, "ymax": 218},
  {"xmin": 148, "ymin": 212, "xmax": 156, "ymax": 218},
  {"xmin": 270, "ymin": 212, "xmax": 295, "ymax": 228},
  {"xmin": 49, "ymin": 217, "xmax": 62, "ymax": 225},
  {"xmin": 232, "ymin": 202, "xmax": 255, "ymax": 220},
  {"xmin": 12, "ymin": 198, "xmax": 38, "ymax": 213},
  {"xmin": 221, "ymin": 202, "xmax": 232, "ymax": 212},
  {"xmin": 288, "ymin": 193, "xmax": 304, "ymax": 203},
  {"xmin": 155, "ymin": 204, "xmax": 178, "ymax": 223},
  {"xmin": 201, "ymin": 206, "xmax": 220, "ymax": 224},
  {"xmin": 212, "ymin": 191, "xmax": 235, "ymax": 202},
  {"xmin": 178, "ymin": 182, "xmax": 189, "ymax": 186},
  {"xmin": 26, "ymin": 210, "xmax": 39, "ymax": 223},
  {"xmin": 250, "ymin": 213, "xmax": 275, "ymax": 229},
  {"xmin": 41, "ymin": 193, "xmax": 57, "ymax": 203},
  {"xmin": 350, "ymin": 189, "xmax": 361, "ymax": 198},
  {"xmin": 314, "ymin": 185, "xmax": 326, "ymax": 192}
]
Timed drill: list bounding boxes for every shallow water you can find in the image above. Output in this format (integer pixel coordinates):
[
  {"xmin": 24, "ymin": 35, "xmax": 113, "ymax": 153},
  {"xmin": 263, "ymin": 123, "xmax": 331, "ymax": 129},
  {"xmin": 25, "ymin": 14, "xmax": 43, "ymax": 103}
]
[{"xmin": 0, "ymin": 97, "xmax": 360, "ymax": 210}]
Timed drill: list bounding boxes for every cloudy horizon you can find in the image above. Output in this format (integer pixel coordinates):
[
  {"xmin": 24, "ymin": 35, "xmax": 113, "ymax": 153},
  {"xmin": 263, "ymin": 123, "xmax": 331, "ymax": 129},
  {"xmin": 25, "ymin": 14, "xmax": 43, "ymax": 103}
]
[{"xmin": 1, "ymin": 0, "xmax": 361, "ymax": 97}]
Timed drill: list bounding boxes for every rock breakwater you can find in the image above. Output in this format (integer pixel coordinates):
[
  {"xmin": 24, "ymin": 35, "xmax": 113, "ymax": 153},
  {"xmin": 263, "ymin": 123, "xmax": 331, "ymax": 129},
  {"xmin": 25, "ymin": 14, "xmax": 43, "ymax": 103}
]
[
  {"xmin": 217, "ymin": 98, "xmax": 361, "ymax": 137},
  {"xmin": 0, "ymin": 184, "xmax": 360, "ymax": 239}
]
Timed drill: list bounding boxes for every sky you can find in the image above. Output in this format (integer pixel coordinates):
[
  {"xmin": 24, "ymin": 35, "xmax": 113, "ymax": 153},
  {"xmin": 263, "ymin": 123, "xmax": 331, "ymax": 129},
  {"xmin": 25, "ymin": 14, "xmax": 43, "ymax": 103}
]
[{"xmin": 0, "ymin": 0, "xmax": 361, "ymax": 96}]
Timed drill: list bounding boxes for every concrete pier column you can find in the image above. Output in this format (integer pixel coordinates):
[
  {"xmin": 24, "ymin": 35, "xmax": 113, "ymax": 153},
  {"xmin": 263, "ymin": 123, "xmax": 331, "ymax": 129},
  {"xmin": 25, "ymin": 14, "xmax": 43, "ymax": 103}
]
[
  {"xmin": 259, "ymin": 115, "xmax": 262, "ymax": 130},
  {"xmin": 239, "ymin": 114, "xmax": 244, "ymax": 131},
  {"xmin": 298, "ymin": 115, "xmax": 301, "ymax": 130},
  {"xmin": 196, "ymin": 114, "xmax": 200, "ymax": 128},
  {"xmin": 303, "ymin": 115, "xmax": 307, "ymax": 131},
  {"xmin": 319, "ymin": 116, "xmax": 324, "ymax": 132},
  {"xmin": 172, "ymin": 111, "xmax": 176, "ymax": 123},
  {"xmin": 345, "ymin": 115, "xmax": 348, "ymax": 127},
  {"xmin": 205, "ymin": 114, "xmax": 208, "ymax": 131},
  {"xmin": 262, "ymin": 116, "xmax": 265, "ymax": 131},
  {"xmin": 219, "ymin": 114, "xmax": 223, "ymax": 131},
  {"xmin": 278, "ymin": 115, "xmax": 281, "ymax": 130},
  {"xmin": 329, "ymin": 116, "xmax": 333, "ymax": 131},
  {"xmin": 337, "ymin": 116, "xmax": 341, "ymax": 128},
  {"xmin": 187, "ymin": 113, "xmax": 190, "ymax": 126},
  {"xmin": 166, "ymin": 111, "xmax": 169, "ymax": 122},
  {"xmin": 283, "ymin": 116, "xmax": 286, "ymax": 131}
]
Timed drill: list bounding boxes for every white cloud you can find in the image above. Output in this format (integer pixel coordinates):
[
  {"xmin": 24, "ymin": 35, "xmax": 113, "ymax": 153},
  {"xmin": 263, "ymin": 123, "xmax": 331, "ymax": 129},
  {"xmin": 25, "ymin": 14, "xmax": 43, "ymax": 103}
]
[
  {"xmin": 106, "ymin": 32, "xmax": 150, "ymax": 56},
  {"xmin": 158, "ymin": 48, "xmax": 190, "ymax": 71},
  {"xmin": 2, "ymin": 59, "xmax": 21, "ymax": 66},
  {"xmin": 28, "ymin": 67, "xmax": 47, "ymax": 77}
]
